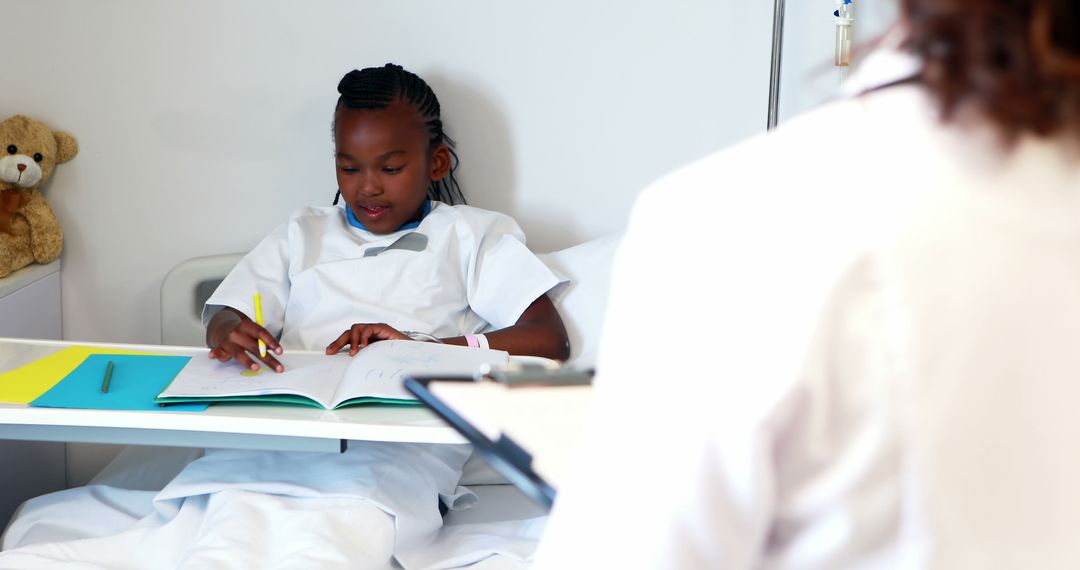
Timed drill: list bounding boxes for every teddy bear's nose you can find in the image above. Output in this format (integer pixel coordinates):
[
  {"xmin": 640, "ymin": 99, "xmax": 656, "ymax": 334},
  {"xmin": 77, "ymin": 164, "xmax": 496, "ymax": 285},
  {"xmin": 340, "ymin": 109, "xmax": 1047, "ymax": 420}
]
[{"xmin": 16, "ymin": 164, "xmax": 26, "ymax": 172}]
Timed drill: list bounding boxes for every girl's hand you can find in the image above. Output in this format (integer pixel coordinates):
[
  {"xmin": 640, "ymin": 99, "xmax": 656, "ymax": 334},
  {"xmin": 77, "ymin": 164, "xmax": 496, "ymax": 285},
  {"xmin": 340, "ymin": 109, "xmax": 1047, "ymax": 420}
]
[
  {"xmin": 206, "ymin": 308, "xmax": 284, "ymax": 372},
  {"xmin": 326, "ymin": 323, "xmax": 411, "ymax": 356}
]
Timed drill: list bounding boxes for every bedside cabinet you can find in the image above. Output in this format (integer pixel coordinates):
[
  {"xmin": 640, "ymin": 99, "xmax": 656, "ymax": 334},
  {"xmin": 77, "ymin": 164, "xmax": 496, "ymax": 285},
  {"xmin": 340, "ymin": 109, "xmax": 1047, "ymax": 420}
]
[
  {"xmin": 0, "ymin": 260, "xmax": 65, "ymax": 531},
  {"xmin": 0, "ymin": 260, "xmax": 61, "ymax": 339}
]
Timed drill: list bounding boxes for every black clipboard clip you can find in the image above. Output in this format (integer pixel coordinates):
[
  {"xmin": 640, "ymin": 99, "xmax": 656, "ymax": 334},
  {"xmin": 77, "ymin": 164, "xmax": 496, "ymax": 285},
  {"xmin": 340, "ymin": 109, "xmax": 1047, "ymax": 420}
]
[{"xmin": 474, "ymin": 361, "xmax": 594, "ymax": 388}]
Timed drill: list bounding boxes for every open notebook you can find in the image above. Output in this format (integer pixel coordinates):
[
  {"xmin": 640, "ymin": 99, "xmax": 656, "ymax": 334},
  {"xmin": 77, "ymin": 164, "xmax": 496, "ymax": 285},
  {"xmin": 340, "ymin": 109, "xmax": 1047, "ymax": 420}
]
[{"xmin": 156, "ymin": 340, "xmax": 508, "ymax": 409}]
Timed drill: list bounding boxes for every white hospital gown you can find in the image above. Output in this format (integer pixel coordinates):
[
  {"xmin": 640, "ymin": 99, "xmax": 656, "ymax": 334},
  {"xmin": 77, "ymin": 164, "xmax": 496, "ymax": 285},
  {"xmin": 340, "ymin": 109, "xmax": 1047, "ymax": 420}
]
[
  {"xmin": 1, "ymin": 203, "xmax": 562, "ymax": 569},
  {"xmin": 205, "ymin": 202, "xmax": 561, "ymax": 350},
  {"xmin": 535, "ymin": 84, "xmax": 1080, "ymax": 568}
]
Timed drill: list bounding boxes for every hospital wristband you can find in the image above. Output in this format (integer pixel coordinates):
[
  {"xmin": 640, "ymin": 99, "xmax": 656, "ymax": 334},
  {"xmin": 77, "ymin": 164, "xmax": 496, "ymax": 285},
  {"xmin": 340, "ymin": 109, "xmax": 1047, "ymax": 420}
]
[{"xmin": 464, "ymin": 334, "xmax": 489, "ymax": 349}]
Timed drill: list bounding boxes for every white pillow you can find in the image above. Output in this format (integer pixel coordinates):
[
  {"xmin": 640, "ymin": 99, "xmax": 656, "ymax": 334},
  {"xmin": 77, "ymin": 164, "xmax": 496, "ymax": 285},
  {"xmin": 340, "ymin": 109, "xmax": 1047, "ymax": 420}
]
[{"xmin": 537, "ymin": 234, "xmax": 621, "ymax": 368}]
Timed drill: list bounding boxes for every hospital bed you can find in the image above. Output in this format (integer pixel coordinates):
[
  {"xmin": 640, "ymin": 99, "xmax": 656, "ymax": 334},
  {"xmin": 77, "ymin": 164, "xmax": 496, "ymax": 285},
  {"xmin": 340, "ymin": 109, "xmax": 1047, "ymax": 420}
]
[{"xmin": 0, "ymin": 234, "xmax": 619, "ymax": 569}]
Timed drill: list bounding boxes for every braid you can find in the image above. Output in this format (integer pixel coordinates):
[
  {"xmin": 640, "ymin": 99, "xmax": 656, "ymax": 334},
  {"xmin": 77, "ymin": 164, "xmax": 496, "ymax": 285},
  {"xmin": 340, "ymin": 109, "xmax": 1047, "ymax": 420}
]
[{"xmin": 333, "ymin": 64, "xmax": 465, "ymax": 205}]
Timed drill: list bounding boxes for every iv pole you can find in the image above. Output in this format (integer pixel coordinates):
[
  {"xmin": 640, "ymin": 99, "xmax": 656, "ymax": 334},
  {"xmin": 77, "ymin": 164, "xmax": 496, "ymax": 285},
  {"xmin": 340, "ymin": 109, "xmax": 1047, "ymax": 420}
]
[{"xmin": 767, "ymin": 0, "xmax": 786, "ymax": 130}]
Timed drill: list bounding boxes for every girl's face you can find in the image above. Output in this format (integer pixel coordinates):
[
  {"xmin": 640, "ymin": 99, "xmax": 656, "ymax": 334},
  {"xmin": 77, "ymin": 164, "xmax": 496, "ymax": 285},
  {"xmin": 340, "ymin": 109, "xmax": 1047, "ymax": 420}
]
[{"xmin": 334, "ymin": 101, "xmax": 450, "ymax": 234}]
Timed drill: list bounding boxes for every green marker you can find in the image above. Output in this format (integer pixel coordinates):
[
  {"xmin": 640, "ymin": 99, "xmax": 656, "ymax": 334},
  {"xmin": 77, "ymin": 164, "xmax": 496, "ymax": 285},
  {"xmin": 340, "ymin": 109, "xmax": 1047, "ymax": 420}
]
[{"xmin": 101, "ymin": 360, "xmax": 114, "ymax": 393}]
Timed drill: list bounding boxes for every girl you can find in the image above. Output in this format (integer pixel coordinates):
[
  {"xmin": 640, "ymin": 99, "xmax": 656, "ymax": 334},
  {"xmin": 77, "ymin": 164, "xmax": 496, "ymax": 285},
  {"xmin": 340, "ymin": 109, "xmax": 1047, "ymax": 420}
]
[
  {"xmin": 205, "ymin": 63, "xmax": 569, "ymax": 369},
  {"xmin": 0, "ymin": 64, "xmax": 568, "ymax": 569}
]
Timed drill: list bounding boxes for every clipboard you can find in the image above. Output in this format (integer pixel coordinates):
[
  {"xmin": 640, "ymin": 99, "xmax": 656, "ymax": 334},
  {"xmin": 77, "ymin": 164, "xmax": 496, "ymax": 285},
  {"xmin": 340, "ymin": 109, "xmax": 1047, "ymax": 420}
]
[{"xmin": 404, "ymin": 367, "xmax": 593, "ymax": 511}]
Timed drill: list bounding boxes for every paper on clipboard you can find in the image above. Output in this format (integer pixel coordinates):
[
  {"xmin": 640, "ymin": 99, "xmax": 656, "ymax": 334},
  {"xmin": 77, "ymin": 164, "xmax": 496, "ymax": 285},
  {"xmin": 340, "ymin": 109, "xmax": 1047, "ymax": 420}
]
[{"xmin": 428, "ymin": 381, "xmax": 593, "ymax": 488}]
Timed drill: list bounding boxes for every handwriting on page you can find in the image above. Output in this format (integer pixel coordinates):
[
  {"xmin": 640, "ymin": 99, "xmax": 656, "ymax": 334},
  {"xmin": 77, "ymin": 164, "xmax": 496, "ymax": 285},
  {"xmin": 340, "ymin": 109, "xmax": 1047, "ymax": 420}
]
[
  {"xmin": 159, "ymin": 341, "xmax": 511, "ymax": 409},
  {"xmin": 363, "ymin": 341, "xmax": 468, "ymax": 377},
  {"xmin": 331, "ymin": 340, "xmax": 509, "ymax": 405},
  {"xmin": 164, "ymin": 353, "xmax": 345, "ymax": 401}
]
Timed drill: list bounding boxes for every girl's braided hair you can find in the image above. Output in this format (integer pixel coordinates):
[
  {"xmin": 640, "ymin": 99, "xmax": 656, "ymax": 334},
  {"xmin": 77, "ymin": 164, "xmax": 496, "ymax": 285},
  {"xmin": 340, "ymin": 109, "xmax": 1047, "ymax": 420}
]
[{"xmin": 333, "ymin": 63, "xmax": 465, "ymax": 204}]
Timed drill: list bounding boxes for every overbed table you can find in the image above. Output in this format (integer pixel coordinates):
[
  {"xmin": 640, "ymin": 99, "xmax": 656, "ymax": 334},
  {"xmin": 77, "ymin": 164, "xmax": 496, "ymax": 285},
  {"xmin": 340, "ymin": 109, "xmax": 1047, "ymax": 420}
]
[{"xmin": 0, "ymin": 337, "xmax": 466, "ymax": 453}]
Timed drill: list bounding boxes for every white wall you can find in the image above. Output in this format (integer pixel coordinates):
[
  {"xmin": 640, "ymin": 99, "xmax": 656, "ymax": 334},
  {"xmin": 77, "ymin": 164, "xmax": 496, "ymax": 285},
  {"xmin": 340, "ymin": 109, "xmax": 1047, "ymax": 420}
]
[
  {"xmin": 778, "ymin": 0, "xmax": 900, "ymax": 123},
  {"xmin": 6, "ymin": 0, "xmax": 774, "ymax": 345}
]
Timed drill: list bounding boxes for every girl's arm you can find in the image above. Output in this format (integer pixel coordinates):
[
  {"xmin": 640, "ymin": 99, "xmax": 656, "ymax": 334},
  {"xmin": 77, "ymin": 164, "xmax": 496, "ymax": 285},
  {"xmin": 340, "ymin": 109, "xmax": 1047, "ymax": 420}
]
[
  {"xmin": 443, "ymin": 294, "xmax": 570, "ymax": 360},
  {"xmin": 325, "ymin": 294, "xmax": 571, "ymax": 361}
]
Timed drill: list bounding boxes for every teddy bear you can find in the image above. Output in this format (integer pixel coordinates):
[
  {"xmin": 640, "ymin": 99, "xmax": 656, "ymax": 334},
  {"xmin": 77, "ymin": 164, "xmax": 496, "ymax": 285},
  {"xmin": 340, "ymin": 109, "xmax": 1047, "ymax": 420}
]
[{"xmin": 0, "ymin": 115, "xmax": 77, "ymax": 278}]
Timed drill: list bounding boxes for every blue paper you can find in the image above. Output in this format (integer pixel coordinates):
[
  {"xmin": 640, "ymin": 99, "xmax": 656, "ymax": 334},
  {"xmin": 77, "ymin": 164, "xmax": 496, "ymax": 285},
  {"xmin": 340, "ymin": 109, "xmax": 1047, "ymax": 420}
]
[{"xmin": 31, "ymin": 354, "xmax": 207, "ymax": 412}]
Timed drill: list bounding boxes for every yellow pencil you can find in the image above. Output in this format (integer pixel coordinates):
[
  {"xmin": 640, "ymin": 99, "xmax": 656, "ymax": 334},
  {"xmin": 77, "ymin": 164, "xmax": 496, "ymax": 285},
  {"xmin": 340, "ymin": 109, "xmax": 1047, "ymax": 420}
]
[{"xmin": 253, "ymin": 292, "xmax": 267, "ymax": 358}]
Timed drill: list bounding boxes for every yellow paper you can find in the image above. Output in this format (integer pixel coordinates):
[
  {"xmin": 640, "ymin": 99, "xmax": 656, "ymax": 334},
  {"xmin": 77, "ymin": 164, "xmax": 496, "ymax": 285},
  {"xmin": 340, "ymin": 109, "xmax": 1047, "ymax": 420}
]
[{"xmin": 0, "ymin": 346, "xmax": 164, "ymax": 404}]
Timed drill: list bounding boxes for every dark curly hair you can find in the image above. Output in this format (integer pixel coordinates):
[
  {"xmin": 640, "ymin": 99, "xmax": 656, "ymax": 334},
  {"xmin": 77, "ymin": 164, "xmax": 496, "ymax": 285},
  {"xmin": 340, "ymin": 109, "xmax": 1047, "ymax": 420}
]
[{"xmin": 900, "ymin": 0, "xmax": 1080, "ymax": 140}]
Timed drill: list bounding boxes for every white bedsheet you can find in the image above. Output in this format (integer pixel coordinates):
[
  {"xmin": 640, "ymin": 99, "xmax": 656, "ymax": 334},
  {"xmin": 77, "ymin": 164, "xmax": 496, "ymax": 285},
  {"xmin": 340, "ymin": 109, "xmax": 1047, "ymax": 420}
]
[
  {"xmin": 0, "ymin": 444, "xmax": 546, "ymax": 569},
  {"xmin": 401, "ymin": 485, "xmax": 548, "ymax": 570}
]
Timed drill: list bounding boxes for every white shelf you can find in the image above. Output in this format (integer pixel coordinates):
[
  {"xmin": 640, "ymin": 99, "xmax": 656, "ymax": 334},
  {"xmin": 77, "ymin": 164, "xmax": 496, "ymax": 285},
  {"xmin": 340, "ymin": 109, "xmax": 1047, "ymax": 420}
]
[
  {"xmin": 0, "ymin": 260, "xmax": 61, "ymax": 340},
  {"xmin": 0, "ymin": 260, "xmax": 60, "ymax": 300}
]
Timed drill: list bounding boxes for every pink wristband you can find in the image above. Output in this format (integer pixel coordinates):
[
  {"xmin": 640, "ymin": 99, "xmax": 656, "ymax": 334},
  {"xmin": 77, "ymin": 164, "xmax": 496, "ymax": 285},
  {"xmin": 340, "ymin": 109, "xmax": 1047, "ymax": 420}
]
[{"xmin": 465, "ymin": 334, "xmax": 480, "ymax": 348}]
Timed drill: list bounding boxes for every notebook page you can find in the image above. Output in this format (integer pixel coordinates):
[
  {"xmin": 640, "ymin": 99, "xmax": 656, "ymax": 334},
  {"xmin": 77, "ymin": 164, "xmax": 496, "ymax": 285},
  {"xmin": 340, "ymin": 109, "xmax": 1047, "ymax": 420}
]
[
  {"xmin": 159, "ymin": 351, "xmax": 348, "ymax": 407},
  {"xmin": 330, "ymin": 340, "xmax": 510, "ymax": 407}
]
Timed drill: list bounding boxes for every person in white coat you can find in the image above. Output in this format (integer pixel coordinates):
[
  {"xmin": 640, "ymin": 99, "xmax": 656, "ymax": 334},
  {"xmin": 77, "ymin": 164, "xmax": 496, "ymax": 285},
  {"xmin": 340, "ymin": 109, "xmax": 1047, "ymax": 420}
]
[{"xmin": 535, "ymin": 0, "xmax": 1080, "ymax": 567}]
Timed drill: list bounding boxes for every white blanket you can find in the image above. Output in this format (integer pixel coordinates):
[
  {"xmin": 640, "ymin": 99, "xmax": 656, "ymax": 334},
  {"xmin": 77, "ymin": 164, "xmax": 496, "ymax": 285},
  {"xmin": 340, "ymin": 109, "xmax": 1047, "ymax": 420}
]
[{"xmin": 0, "ymin": 442, "xmax": 540, "ymax": 569}]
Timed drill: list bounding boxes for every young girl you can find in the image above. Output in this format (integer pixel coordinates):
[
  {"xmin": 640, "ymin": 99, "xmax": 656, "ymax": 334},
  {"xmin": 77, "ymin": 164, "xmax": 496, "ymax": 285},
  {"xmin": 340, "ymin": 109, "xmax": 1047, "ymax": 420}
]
[
  {"xmin": 0, "ymin": 64, "xmax": 568, "ymax": 569},
  {"xmin": 205, "ymin": 63, "xmax": 569, "ymax": 369}
]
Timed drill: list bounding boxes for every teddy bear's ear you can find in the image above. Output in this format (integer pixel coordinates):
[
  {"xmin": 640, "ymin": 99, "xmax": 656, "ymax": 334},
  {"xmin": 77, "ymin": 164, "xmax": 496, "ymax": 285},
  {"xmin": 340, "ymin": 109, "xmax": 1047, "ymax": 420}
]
[{"xmin": 53, "ymin": 131, "xmax": 78, "ymax": 164}]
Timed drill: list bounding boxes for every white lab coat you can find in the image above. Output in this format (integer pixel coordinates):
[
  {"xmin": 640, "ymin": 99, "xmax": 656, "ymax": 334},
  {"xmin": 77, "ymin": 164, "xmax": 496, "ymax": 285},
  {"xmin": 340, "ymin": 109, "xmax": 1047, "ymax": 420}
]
[{"xmin": 534, "ymin": 83, "xmax": 1080, "ymax": 568}]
